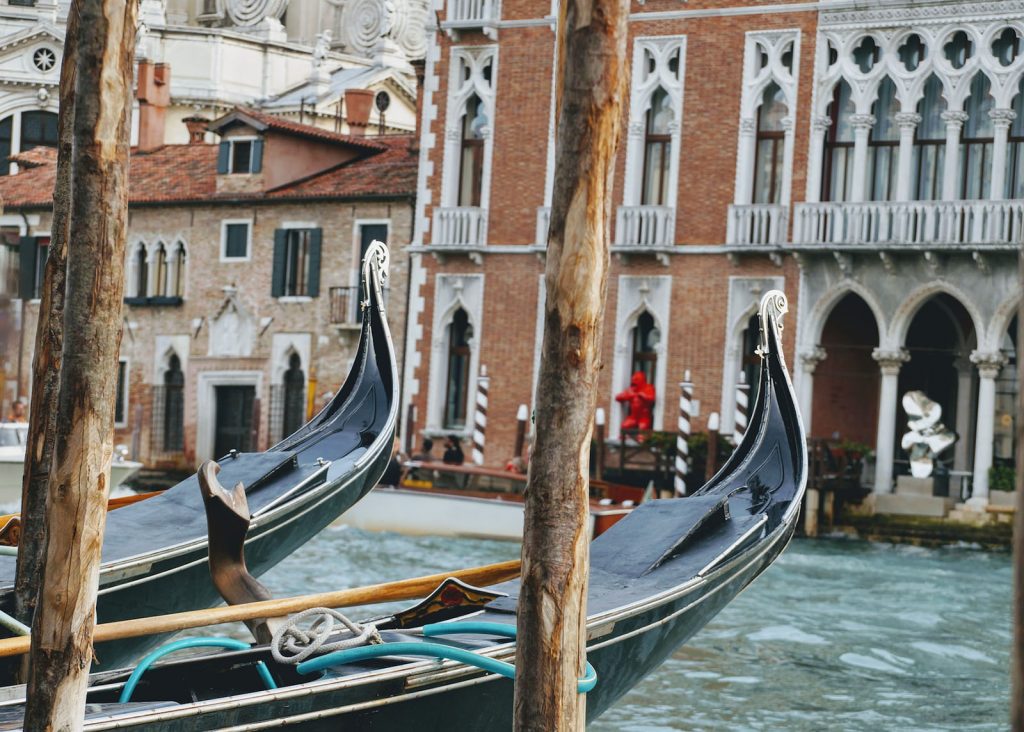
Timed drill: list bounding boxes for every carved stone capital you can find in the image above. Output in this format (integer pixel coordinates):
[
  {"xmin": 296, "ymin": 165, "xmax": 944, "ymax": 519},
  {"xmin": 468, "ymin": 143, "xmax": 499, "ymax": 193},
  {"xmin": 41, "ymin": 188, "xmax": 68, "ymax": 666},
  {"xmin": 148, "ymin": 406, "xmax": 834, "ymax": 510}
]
[
  {"xmin": 800, "ymin": 346, "xmax": 827, "ymax": 373},
  {"xmin": 627, "ymin": 121, "xmax": 645, "ymax": 138},
  {"xmin": 444, "ymin": 124, "xmax": 461, "ymax": 142},
  {"xmin": 739, "ymin": 117, "xmax": 756, "ymax": 135},
  {"xmin": 850, "ymin": 113, "xmax": 876, "ymax": 130},
  {"xmin": 781, "ymin": 116, "xmax": 794, "ymax": 131},
  {"xmin": 872, "ymin": 347, "xmax": 910, "ymax": 375},
  {"xmin": 811, "ymin": 115, "xmax": 832, "ymax": 131},
  {"xmin": 989, "ymin": 108, "xmax": 1018, "ymax": 129},
  {"xmin": 941, "ymin": 110, "xmax": 970, "ymax": 127},
  {"xmin": 895, "ymin": 112, "xmax": 922, "ymax": 130},
  {"xmin": 970, "ymin": 350, "xmax": 1008, "ymax": 378}
]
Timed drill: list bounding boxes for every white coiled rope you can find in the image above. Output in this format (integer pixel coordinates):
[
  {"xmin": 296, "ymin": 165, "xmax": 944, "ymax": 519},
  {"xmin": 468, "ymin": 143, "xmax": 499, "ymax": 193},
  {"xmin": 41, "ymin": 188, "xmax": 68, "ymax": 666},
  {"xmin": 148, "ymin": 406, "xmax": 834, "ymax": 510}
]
[{"xmin": 271, "ymin": 608, "xmax": 382, "ymax": 665}]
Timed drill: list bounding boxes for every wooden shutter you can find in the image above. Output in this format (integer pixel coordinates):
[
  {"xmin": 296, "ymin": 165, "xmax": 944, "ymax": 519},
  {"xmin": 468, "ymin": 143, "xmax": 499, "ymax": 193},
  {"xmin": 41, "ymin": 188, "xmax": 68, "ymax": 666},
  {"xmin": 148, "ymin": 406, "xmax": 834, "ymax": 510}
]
[
  {"xmin": 217, "ymin": 141, "xmax": 230, "ymax": 174},
  {"xmin": 18, "ymin": 236, "xmax": 36, "ymax": 300},
  {"xmin": 251, "ymin": 139, "xmax": 264, "ymax": 173},
  {"xmin": 306, "ymin": 228, "xmax": 322, "ymax": 298},
  {"xmin": 271, "ymin": 229, "xmax": 287, "ymax": 297}
]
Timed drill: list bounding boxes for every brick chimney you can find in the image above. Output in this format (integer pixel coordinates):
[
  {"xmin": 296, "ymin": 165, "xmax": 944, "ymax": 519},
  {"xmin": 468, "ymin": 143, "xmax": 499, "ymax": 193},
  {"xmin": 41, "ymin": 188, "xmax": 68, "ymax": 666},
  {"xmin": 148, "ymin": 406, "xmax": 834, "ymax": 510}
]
[
  {"xmin": 183, "ymin": 115, "xmax": 210, "ymax": 144},
  {"xmin": 345, "ymin": 89, "xmax": 374, "ymax": 137},
  {"xmin": 137, "ymin": 61, "xmax": 170, "ymax": 151},
  {"xmin": 411, "ymin": 59, "xmax": 425, "ymax": 153}
]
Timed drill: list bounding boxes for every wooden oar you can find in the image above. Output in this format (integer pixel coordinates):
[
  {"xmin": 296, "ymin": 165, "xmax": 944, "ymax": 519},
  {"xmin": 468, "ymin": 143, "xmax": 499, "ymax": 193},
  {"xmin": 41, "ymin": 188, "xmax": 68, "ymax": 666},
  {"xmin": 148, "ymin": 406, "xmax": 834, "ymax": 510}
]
[{"xmin": 0, "ymin": 559, "xmax": 521, "ymax": 658}]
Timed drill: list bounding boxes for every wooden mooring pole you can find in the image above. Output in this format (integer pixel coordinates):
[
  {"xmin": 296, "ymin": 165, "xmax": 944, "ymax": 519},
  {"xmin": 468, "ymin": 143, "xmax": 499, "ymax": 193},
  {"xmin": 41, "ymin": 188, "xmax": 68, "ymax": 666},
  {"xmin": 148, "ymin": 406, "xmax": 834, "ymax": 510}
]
[
  {"xmin": 23, "ymin": 0, "xmax": 137, "ymax": 727},
  {"xmin": 512, "ymin": 0, "xmax": 628, "ymax": 726},
  {"xmin": 1012, "ymin": 247, "xmax": 1023, "ymax": 731}
]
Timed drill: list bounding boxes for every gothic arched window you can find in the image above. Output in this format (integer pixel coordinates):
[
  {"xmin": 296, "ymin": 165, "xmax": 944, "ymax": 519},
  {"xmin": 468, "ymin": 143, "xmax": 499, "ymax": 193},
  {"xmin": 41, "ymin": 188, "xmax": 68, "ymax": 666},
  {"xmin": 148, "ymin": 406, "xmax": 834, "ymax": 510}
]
[
  {"xmin": 135, "ymin": 245, "xmax": 148, "ymax": 298},
  {"xmin": 1007, "ymin": 80, "xmax": 1024, "ymax": 198},
  {"xmin": 444, "ymin": 308, "xmax": 473, "ymax": 429},
  {"xmin": 173, "ymin": 245, "xmax": 186, "ymax": 298},
  {"xmin": 960, "ymin": 73, "xmax": 994, "ymax": 200},
  {"xmin": 163, "ymin": 354, "xmax": 184, "ymax": 452},
  {"xmin": 642, "ymin": 88, "xmax": 673, "ymax": 206},
  {"xmin": 752, "ymin": 82, "xmax": 787, "ymax": 204},
  {"xmin": 630, "ymin": 311, "xmax": 659, "ymax": 387},
  {"xmin": 282, "ymin": 353, "xmax": 306, "ymax": 438},
  {"xmin": 458, "ymin": 95, "xmax": 487, "ymax": 207},
  {"xmin": 822, "ymin": 80, "xmax": 856, "ymax": 201},
  {"xmin": 913, "ymin": 75, "xmax": 947, "ymax": 201},
  {"xmin": 154, "ymin": 243, "xmax": 168, "ymax": 297},
  {"xmin": 867, "ymin": 77, "xmax": 900, "ymax": 201}
]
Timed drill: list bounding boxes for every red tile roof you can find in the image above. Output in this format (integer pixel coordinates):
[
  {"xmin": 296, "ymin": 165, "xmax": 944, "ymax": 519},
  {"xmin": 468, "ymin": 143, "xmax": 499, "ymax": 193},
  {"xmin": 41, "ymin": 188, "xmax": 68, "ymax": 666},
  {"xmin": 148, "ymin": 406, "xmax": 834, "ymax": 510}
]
[
  {"xmin": 0, "ymin": 135, "xmax": 416, "ymax": 209},
  {"xmin": 209, "ymin": 107, "xmax": 388, "ymax": 152}
]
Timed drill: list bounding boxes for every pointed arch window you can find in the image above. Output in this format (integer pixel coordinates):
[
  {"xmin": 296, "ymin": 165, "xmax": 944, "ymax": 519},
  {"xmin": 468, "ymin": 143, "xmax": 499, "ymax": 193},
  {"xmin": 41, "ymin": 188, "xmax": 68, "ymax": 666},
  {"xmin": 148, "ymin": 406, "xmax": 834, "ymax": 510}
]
[
  {"xmin": 173, "ymin": 245, "xmax": 186, "ymax": 298},
  {"xmin": 642, "ymin": 88, "xmax": 673, "ymax": 206},
  {"xmin": 163, "ymin": 354, "xmax": 184, "ymax": 452},
  {"xmin": 1007, "ymin": 80, "xmax": 1024, "ymax": 198},
  {"xmin": 153, "ymin": 243, "xmax": 168, "ymax": 297},
  {"xmin": 630, "ymin": 311, "xmax": 659, "ymax": 386},
  {"xmin": 458, "ymin": 95, "xmax": 487, "ymax": 207},
  {"xmin": 134, "ymin": 245, "xmax": 148, "ymax": 298},
  {"xmin": 960, "ymin": 74, "xmax": 994, "ymax": 200},
  {"xmin": 282, "ymin": 353, "xmax": 306, "ymax": 438},
  {"xmin": 752, "ymin": 82, "xmax": 787, "ymax": 204},
  {"xmin": 913, "ymin": 75, "xmax": 947, "ymax": 201},
  {"xmin": 444, "ymin": 308, "xmax": 473, "ymax": 430},
  {"xmin": 822, "ymin": 81, "xmax": 856, "ymax": 201},
  {"xmin": 866, "ymin": 77, "xmax": 900, "ymax": 201}
]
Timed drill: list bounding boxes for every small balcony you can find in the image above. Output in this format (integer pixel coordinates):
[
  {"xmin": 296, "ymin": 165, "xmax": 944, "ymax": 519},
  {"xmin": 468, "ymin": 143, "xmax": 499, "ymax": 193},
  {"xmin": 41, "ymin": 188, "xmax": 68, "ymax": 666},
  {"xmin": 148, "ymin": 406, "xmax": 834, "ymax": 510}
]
[
  {"xmin": 535, "ymin": 206, "xmax": 550, "ymax": 246},
  {"xmin": 615, "ymin": 205, "xmax": 675, "ymax": 249},
  {"xmin": 443, "ymin": 0, "xmax": 499, "ymax": 39},
  {"xmin": 432, "ymin": 206, "xmax": 487, "ymax": 250},
  {"xmin": 726, "ymin": 204, "xmax": 789, "ymax": 247},
  {"xmin": 792, "ymin": 200, "xmax": 1024, "ymax": 248},
  {"xmin": 330, "ymin": 285, "xmax": 389, "ymax": 328}
]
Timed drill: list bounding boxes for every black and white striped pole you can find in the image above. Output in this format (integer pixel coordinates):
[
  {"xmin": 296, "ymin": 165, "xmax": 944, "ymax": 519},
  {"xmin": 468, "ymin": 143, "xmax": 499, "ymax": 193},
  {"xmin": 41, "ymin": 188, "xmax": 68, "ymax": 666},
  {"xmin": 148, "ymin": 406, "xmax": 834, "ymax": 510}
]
[
  {"xmin": 471, "ymin": 365, "xmax": 489, "ymax": 465},
  {"xmin": 674, "ymin": 370, "xmax": 693, "ymax": 496},
  {"xmin": 733, "ymin": 371, "xmax": 749, "ymax": 446}
]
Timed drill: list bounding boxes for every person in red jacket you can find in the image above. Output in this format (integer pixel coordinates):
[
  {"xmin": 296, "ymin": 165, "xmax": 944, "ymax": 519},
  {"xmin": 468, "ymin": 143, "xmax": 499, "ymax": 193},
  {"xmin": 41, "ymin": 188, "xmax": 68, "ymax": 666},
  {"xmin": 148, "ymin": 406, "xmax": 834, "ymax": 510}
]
[{"xmin": 615, "ymin": 371, "xmax": 656, "ymax": 432}]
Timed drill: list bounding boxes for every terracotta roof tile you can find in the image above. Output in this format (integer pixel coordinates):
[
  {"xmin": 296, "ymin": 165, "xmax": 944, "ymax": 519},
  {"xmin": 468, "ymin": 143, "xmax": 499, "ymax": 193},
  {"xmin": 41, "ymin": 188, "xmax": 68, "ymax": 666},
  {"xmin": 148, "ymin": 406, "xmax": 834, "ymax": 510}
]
[{"xmin": 210, "ymin": 107, "xmax": 388, "ymax": 151}]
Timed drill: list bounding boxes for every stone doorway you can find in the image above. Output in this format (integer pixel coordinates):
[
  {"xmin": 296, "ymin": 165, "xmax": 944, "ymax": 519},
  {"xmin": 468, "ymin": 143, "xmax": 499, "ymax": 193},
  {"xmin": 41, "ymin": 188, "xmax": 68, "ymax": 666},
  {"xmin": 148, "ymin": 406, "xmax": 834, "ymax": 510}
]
[{"xmin": 213, "ymin": 385, "xmax": 255, "ymax": 458}]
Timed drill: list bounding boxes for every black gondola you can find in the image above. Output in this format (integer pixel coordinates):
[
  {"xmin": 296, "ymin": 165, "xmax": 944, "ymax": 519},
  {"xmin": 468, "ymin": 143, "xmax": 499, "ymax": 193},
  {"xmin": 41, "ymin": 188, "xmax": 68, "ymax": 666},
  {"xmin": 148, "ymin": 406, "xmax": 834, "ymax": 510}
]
[
  {"xmin": 0, "ymin": 241, "xmax": 399, "ymax": 672},
  {"xmin": 0, "ymin": 289, "xmax": 806, "ymax": 730}
]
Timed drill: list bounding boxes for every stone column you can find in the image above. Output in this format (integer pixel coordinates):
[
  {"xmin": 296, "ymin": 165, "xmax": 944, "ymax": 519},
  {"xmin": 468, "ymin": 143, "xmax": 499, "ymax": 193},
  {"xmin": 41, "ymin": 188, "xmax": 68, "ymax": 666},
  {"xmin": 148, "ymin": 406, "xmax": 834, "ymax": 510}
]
[
  {"xmin": 953, "ymin": 356, "xmax": 973, "ymax": 472},
  {"xmin": 941, "ymin": 110, "xmax": 968, "ymax": 201},
  {"xmin": 969, "ymin": 350, "xmax": 1008, "ymax": 503},
  {"xmin": 849, "ymin": 114, "xmax": 876, "ymax": 203},
  {"xmin": 989, "ymin": 108, "xmax": 1017, "ymax": 200},
  {"xmin": 165, "ymin": 242, "xmax": 181, "ymax": 298},
  {"xmin": 872, "ymin": 348, "xmax": 910, "ymax": 494},
  {"xmin": 894, "ymin": 112, "xmax": 921, "ymax": 202},
  {"xmin": 735, "ymin": 117, "xmax": 757, "ymax": 205},
  {"xmin": 804, "ymin": 115, "xmax": 831, "ymax": 205},
  {"xmin": 145, "ymin": 246, "xmax": 160, "ymax": 297},
  {"xmin": 797, "ymin": 346, "xmax": 827, "ymax": 435},
  {"xmin": 780, "ymin": 116, "xmax": 796, "ymax": 207}
]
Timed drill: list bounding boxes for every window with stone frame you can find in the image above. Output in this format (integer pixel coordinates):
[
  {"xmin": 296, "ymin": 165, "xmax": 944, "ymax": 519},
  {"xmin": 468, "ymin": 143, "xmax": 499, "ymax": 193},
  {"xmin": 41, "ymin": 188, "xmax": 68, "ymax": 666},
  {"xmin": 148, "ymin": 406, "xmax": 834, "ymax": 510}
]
[
  {"xmin": 752, "ymin": 82, "xmax": 787, "ymax": 204},
  {"xmin": 821, "ymin": 80, "xmax": 855, "ymax": 201},
  {"xmin": 458, "ymin": 95, "xmax": 487, "ymax": 207},
  {"xmin": 959, "ymin": 73, "xmax": 995, "ymax": 200},
  {"xmin": 642, "ymin": 88, "xmax": 673, "ymax": 206},
  {"xmin": 163, "ymin": 354, "xmax": 184, "ymax": 452},
  {"xmin": 133, "ymin": 244, "xmax": 148, "ymax": 297},
  {"xmin": 913, "ymin": 75, "xmax": 947, "ymax": 201},
  {"xmin": 222, "ymin": 221, "xmax": 251, "ymax": 260},
  {"xmin": 866, "ymin": 77, "xmax": 900, "ymax": 201},
  {"xmin": 281, "ymin": 352, "xmax": 306, "ymax": 438},
  {"xmin": 17, "ymin": 235, "xmax": 48, "ymax": 300},
  {"xmin": 216, "ymin": 138, "xmax": 264, "ymax": 175},
  {"xmin": 630, "ymin": 310, "xmax": 659, "ymax": 386},
  {"xmin": 271, "ymin": 227, "xmax": 322, "ymax": 298},
  {"xmin": 1007, "ymin": 79, "xmax": 1024, "ymax": 198},
  {"xmin": 443, "ymin": 308, "xmax": 473, "ymax": 430},
  {"xmin": 172, "ymin": 244, "xmax": 186, "ymax": 298}
]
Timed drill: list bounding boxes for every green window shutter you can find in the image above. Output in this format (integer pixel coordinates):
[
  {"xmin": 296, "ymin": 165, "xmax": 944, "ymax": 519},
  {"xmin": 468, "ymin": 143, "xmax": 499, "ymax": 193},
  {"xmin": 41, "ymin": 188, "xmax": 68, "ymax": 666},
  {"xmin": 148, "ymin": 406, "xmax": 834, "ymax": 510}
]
[
  {"xmin": 18, "ymin": 236, "xmax": 36, "ymax": 300},
  {"xmin": 271, "ymin": 229, "xmax": 287, "ymax": 297},
  {"xmin": 251, "ymin": 139, "xmax": 264, "ymax": 173},
  {"xmin": 307, "ymin": 228, "xmax": 322, "ymax": 298},
  {"xmin": 217, "ymin": 142, "xmax": 230, "ymax": 174}
]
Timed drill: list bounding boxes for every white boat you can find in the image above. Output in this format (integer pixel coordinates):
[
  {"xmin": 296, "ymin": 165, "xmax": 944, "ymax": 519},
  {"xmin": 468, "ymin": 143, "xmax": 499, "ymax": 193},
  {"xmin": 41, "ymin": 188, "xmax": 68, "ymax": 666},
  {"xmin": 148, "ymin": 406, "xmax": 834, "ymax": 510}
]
[
  {"xmin": 339, "ymin": 462, "xmax": 639, "ymax": 541},
  {"xmin": 0, "ymin": 423, "xmax": 143, "ymax": 506}
]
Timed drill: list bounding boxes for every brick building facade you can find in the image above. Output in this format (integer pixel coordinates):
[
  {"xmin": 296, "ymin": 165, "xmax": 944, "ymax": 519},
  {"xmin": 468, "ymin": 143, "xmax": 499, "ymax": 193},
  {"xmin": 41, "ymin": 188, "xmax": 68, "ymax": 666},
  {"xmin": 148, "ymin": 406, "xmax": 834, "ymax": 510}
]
[
  {"xmin": 0, "ymin": 111, "xmax": 416, "ymax": 470},
  {"xmin": 404, "ymin": 0, "xmax": 1021, "ymax": 506}
]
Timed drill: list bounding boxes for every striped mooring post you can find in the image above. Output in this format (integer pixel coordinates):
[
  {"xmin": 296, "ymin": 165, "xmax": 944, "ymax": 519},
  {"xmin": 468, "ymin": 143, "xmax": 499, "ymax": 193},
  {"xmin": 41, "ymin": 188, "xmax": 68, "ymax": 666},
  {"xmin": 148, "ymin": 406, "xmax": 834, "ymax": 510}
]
[
  {"xmin": 674, "ymin": 370, "xmax": 693, "ymax": 496},
  {"xmin": 472, "ymin": 365, "xmax": 489, "ymax": 465},
  {"xmin": 733, "ymin": 371, "xmax": 749, "ymax": 445}
]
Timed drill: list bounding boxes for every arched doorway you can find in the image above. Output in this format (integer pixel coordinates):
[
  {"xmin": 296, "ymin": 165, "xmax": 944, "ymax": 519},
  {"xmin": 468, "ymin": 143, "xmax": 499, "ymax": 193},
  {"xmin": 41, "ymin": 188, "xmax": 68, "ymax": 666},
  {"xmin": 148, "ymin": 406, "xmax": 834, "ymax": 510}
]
[
  {"xmin": 282, "ymin": 352, "xmax": 306, "ymax": 438},
  {"xmin": 897, "ymin": 294, "xmax": 977, "ymax": 477},
  {"xmin": 811, "ymin": 293, "xmax": 880, "ymax": 445}
]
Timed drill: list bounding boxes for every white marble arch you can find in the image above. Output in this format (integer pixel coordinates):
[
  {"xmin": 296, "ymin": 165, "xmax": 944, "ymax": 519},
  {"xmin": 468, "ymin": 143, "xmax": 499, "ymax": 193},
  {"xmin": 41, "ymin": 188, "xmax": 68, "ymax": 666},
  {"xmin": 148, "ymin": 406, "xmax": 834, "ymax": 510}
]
[
  {"xmin": 425, "ymin": 273, "xmax": 484, "ymax": 435},
  {"xmin": 271, "ymin": 332, "xmax": 311, "ymax": 385},
  {"xmin": 987, "ymin": 292, "xmax": 1021, "ymax": 353},
  {"xmin": 152, "ymin": 335, "xmax": 190, "ymax": 384},
  {"xmin": 799, "ymin": 278, "xmax": 887, "ymax": 352},
  {"xmin": 609, "ymin": 275, "xmax": 671, "ymax": 439},
  {"xmin": 886, "ymin": 280, "xmax": 985, "ymax": 352}
]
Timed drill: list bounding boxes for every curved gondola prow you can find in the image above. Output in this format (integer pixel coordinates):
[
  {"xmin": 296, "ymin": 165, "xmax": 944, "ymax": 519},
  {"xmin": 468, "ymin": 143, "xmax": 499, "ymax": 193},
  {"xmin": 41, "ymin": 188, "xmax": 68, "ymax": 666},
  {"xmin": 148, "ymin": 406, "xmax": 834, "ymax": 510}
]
[
  {"xmin": 694, "ymin": 290, "xmax": 807, "ymax": 503},
  {"xmin": 271, "ymin": 241, "xmax": 399, "ymax": 453}
]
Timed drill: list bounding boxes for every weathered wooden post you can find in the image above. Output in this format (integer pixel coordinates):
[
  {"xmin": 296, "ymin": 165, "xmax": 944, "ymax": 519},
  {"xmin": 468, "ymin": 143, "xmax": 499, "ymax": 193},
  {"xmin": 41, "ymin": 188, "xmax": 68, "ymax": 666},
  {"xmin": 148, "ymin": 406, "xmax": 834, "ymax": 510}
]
[
  {"xmin": 23, "ymin": 0, "xmax": 137, "ymax": 726},
  {"xmin": 13, "ymin": 2, "xmax": 78, "ymax": 627},
  {"xmin": 705, "ymin": 412, "xmax": 721, "ymax": 483},
  {"xmin": 1012, "ymin": 249, "xmax": 1023, "ymax": 731},
  {"xmin": 513, "ymin": 0, "xmax": 628, "ymax": 725}
]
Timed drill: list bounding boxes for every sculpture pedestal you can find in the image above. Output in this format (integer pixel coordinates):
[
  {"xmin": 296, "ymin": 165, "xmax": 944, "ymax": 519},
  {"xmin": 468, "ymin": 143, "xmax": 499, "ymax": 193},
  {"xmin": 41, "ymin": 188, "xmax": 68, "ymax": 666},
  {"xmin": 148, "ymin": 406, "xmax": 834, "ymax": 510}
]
[{"xmin": 874, "ymin": 476, "xmax": 954, "ymax": 518}]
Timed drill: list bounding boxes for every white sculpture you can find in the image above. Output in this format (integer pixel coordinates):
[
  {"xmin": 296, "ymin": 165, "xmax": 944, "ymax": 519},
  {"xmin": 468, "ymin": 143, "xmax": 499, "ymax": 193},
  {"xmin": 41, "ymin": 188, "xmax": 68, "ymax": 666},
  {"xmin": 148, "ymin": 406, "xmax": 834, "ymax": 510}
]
[
  {"xmin": 313, "ymin": 30, "xmax": 333, "ymax": 70},
  {"xmin": 900, "ymin": 391, "xmax": 957, "ymax": 479}
]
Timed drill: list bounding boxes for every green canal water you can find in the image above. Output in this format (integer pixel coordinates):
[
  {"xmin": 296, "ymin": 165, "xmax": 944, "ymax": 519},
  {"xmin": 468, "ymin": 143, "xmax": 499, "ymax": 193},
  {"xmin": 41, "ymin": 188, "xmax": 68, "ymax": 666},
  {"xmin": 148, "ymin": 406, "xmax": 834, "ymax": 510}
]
[{"xmin": 260, "ymin": 528, "xmax": 1012, "ymax": 731}]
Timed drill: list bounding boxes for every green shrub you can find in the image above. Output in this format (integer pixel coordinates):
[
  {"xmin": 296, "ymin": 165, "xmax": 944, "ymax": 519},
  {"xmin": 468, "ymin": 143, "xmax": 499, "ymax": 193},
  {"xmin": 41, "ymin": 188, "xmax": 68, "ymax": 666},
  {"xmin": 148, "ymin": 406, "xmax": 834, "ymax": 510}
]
[{"xmin": 989, "ymin": 464, "xmax": 1016, "ymax": 492}]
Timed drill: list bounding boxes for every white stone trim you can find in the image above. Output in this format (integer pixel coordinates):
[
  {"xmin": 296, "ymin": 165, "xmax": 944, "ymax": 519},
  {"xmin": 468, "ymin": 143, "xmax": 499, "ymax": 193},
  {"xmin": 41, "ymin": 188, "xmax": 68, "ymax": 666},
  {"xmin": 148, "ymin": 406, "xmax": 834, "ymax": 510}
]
[
  {"xmin": 271, "ymin": 333, "xmax": 311, "ymax": 385},
  {"xmin": 426, "ymin": 273, "xmax": 484, "ymax": 432},
  {"xmin": 195, "ymin": 370, "xmax": 263, "ymax": 464},
  {"xmin": 351, "ymin": 218, "xmax": 392, "ymax": 287},
  {"xmin": 152, "ymin": 335, "xmax": 190, "ymax": 384},
  {"xmin": 609, "ymin": 275, "xmax": 671, "ymax": 439},
  {"xmin": 220, "ymin": 218, "xmax": 253, "ymax": 262}
]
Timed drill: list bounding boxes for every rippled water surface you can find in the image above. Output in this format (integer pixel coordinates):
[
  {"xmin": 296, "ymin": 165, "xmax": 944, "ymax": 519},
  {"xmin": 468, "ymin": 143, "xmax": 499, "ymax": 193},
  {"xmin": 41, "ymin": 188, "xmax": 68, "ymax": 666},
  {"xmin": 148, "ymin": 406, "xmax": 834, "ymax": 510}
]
[{"xmin": 260, "ymin": 529, "xmax": 1011, "ymax": 731}]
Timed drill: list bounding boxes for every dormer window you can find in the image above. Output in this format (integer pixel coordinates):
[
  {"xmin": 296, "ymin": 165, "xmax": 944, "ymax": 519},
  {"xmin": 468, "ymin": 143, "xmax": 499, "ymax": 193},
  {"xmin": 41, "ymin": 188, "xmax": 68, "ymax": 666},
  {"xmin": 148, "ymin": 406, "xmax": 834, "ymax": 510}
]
[{"xmin": 217, "ymin": 137, "xmax": 263, "ymax": 175}]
